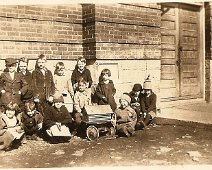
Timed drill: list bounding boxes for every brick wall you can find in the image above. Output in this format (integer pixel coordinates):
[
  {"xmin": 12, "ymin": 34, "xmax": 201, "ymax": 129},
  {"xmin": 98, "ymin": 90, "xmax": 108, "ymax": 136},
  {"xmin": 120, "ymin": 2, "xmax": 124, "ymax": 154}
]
[{"xmin": 0, "ymin": 5, "xmax": 83, "ymax": 59}]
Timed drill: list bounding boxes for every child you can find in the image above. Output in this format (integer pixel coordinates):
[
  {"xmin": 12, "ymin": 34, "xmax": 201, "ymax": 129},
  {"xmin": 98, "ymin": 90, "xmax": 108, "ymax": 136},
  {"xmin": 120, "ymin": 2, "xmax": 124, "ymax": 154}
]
[
  {"xmin": 0, "ymin": 58, "xmax": 29, "ymax": 106},
  {"xmin": 138, "ymin": 78, "xmax": 157, "ymax": 128},
  {"xmin": 21, "ymin": 101, "xmax": 43, "ymax": 140},
  {"xmin": 71, "ymin": 57, "xmax": 93, "ymax": 92},
  {"xmin": 54, "ymin": 62, "xmax": 74, "ymax": 112},
  {"xmin": 0, "ymin": 102, "xmax": 24, "ymax": 150},
  {"xmin": 94, "ymin": 69, "xmax": 117, "ymax": 111},
  {"xmin": 43, "ymin": 94, "xmax": 72, "ymax": 143},
  {"xmin": 32, "ymin": 54, "xmax": 55, "ymax": 104},
  {"xmin": 73, "ymin": 79, "xmax": 91, "ymax": 125},
  {"xmin": 115, "ymin": 94, "xmax": 137, "ymax": 137},
  {"xmin": 18, "ymin": 57, "xmax": 33, "ymax": 102}
]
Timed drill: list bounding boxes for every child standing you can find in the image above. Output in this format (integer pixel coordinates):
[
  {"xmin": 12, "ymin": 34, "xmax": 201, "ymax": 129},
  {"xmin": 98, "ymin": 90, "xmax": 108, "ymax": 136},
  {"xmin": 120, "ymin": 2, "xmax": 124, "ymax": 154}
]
[
  {"xmin": 21, "ymin": 101, "xmax": 43, "ymax": 140},
  {"xmin": 138, "ymin": 78, "xmax": 157, "ymax": 128},
  {"xmin": 0, "ymin": 58, "xmax": 29, "ymax": 106},
  {"xmin": 43, "ymin": 94, "xmax": 72, "ymax": 143},
  {"xmin": 71, "ymin": 57, "xmax": 93, "ymax": 92},
  {"xmin": 54, "ymin": 62, "xmax": 74, "ymax": 112},
  {"xmin": 73, "ymin": 79, "xmax": 91, "ymax": 134},
  {"xmin": 32, "ymin": 54, "xmax": 55, "ymax": 104},
  {"xmin": 0, "ymin": 102, "xmax": 24, "ymax": 150},
  {"xmin": 94, "ymin": 69, "xmax": 117, "ymax": 111},
  {"xmin": 115, "ymin": 94, "xmax": 137, "ymax": 137}
]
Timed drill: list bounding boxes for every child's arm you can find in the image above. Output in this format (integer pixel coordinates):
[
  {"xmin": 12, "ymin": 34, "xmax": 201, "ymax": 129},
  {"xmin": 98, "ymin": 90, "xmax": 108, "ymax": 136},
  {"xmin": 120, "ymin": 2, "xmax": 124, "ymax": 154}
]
[
  {"xmin": 146, "ymin": 94, "xmax": 157, "ymax": 113},
  {"xmin": 67, "ymin": 78, "xmax": 74, "ymax": 97},
  {"xmin": 86, "ymin": 69, "xmax": 93, "ymax": 88},
  {"xmin": 20, "ymin": 74, "xmax": 29, "ymax": 95},
  {"xmin": 73, "ymin": 93, "xmax": 82, "ymax": 113},
  {"xmin": 95, "ymin": 84, "xmax": 107, "ymax": 102}
]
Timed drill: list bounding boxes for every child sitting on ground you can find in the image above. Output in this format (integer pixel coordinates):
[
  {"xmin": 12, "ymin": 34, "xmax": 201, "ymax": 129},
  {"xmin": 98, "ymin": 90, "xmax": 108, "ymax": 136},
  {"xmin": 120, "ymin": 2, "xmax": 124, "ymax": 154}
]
[
  {"xmin": 71, "ymin": 57, "xmax": 93, "ymax": 92},
  {"xmin": 0, "ymin": 102, "xmax": 24, "ymax": 150},
  {"xmin": 43, "ymin": 94, "xmax": 73, "ymax": 143},
  {"xmin": 115, "ymin": 94, "xmax": 137, "ymax": 137},
  {"xmin": 94, "ymin": 69, "xmax": 117, "ymax": 111},
  {"xmin": 73, "ymin": 79, "xmax": 91, "ymax": 137},
  {"xmin": 21, "ymin": 101, "xmax": 43, "ymax": 140},
  {"xmin": 138, "ymin": 78, "xmax": 157, "ymax": 129},
  {"xmin": 54, "ymin": 62, "xmax": 74, "ymax": 112}
]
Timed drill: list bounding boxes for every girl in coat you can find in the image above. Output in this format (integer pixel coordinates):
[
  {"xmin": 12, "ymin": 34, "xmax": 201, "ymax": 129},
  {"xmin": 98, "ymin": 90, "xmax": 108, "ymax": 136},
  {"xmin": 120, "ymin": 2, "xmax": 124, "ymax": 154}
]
[
  {"xmin": 115, "ymin": 94, "xmax": 137, "ymax": 137},
  {"xmin": 54, "ymin": 62, "xmax": 74, "ymax": 112},
  {"xmin": 0, "ymin": 102, "xmax": 24, "ymax": 150},
  {"xmin": 94, "ymin": 69, "xmax": 117, "ymax": 111}
]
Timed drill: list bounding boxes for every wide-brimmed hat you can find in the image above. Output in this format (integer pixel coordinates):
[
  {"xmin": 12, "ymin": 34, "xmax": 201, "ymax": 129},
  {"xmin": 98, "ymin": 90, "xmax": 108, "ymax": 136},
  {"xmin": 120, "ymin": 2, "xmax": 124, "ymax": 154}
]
[
  {"xmin": 132, "ymin": 83, "xmax": 142, "ymax": 92},
  {"xmin": 143, "ymin": 80, "xmax": 152, "ymax": 90},
  {"xmin": 5, "ymin": 58, "xmax": 17, "ymax": 66},
  {"xmin": 53, "ymin": 94, "xmax": 64, "ymax": 103}
]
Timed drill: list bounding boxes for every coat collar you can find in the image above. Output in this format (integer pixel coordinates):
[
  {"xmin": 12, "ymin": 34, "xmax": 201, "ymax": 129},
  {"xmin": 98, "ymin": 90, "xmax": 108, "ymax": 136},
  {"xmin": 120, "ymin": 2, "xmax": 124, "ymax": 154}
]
[{"xmin": 4, "ymin": 72, "xmax": 19, "ymax": 82}]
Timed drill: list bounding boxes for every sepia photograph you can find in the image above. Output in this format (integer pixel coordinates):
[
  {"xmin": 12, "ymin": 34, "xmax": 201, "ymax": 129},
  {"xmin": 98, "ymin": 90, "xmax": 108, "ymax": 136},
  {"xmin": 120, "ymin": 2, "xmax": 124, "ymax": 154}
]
[{"xmin": 0, "ymin": 0, "xmax": 211, "ymax": 169}]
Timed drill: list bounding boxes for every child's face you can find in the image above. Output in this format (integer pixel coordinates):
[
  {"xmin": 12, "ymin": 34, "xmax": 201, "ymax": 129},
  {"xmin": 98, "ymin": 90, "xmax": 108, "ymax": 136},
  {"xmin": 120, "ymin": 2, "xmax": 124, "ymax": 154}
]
[
  {"xmin": 77, "ymin": 61, "xmax": 86, "ymax": 71},
  {"xmin": 55, "ymin": 102, "xmax": 63, "ymax": 109},
  {"xmin": 57, "ymin": 68, "xmax": 65, "ymax": 76},
  {"xmin": 102, "ymin": 73, "xmax": 110, "ymax": 81},
  {"xmin": 120, "ymin": 99, "xmax": 129, "ymax": 109},
  {"xmin": 145, "ymin": 89, "xmax": 152, "ymax": 95},
  {"xmin": 6, "ymin": 110, "xmax": 16, "ymax": 119},
  {"xmin": 19, "ymin": 61, "xmax": 28, "ymax": 72},
  {"xmin": 26, "ymin": 110, "xmax": 36, "ymax": 117},
  {"xmin": 37, "ymin": 59, "xmax": 46, "ymax": 69},
  {"xmin": 78, "ymin": 82, "xmax": 86, "ymax": 92},
  {"xmin": 134, "ymin": 91, "xmax": 140, "ymax": 96},
  {"xmin": 7, "ymin": 64, "xmax": 16, "ymax": 73}
]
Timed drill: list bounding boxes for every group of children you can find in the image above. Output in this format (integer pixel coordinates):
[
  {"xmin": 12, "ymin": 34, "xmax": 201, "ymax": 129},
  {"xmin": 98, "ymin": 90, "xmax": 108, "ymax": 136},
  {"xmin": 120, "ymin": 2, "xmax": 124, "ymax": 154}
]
[{"xmin": 0, "ymin": 54, "xmax": 157, "ymax": 150}]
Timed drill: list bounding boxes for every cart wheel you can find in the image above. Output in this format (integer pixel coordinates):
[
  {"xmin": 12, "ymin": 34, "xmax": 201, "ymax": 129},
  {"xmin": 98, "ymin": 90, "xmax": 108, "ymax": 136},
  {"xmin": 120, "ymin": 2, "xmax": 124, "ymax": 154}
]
[
  {"xmin": 107, "ymin": 126, "xmax": 116, "ymax": 136},
  {"xmin": 111, "ymin": 113, "xmax": 117, "ymax": 127},
  {"xmin": 86, "ymin": 126, "xmax": 99, "ymax": 141}
]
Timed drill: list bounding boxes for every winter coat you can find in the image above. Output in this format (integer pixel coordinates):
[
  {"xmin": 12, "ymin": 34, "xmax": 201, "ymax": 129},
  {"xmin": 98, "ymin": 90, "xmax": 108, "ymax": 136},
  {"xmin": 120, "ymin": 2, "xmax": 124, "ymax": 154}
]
[
  {"xmin": 32, "ymin": 68, "xmax": 55, "ymax": 101},
  {"xmin": 0, "ymin": 72, "xmax": 28, "ymax": 105},
  {"xmin": 43, "ymin": 105, "xmax": 72, "ymax": 130},
  {"xmin": 115, "ymin": 106, "xmax": 137, "ymax": 132},
  {"xmin": 20, "ymin": 70, "xmax": 33, "ymax": 101},
  {"xmin": 140, "ymin": 92, "xmax": 157, "ymax": 114},
  {"xmin": 71, "ymin": 68, "xmax": 93, "ymax": 88},
  {"xmin": 94, "ymin": 80, "xmax": 117, "ymax": 111},
  {"xmin": 21, "ymin": 111, "xmax": 43, "ymax": 135}
]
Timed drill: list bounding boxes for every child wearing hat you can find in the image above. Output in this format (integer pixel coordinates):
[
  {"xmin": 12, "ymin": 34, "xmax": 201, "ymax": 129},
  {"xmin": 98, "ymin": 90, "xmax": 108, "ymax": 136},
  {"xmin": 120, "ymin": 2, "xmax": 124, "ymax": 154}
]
[
  {"xmin": 0, "ymin": 102, "xmax": 24, "ymax": 150},
  {"xmin": 115, "ymin": 94, "xmax": 137, "ymax": 137},
  {"xmin": 94, "ymin": 68, "xmax": 117, "ymax": 111},
  {"xmin": 54, "ymin": 62, "xmax": 74, "ymax": 112},
  {"xmin": 138, "ymin": 78, "xmax": 157, "ymax": 128},
  {"xmin": 0, "ymin": 58, "xmax": 29, "ymax": 106},
  {"xmin": 71, "ymin": 57, "xmax": 93, "ymax": 92},
  {"xmin": 42, "ymin": 93, "xmax": 73, "ymax": 143}
]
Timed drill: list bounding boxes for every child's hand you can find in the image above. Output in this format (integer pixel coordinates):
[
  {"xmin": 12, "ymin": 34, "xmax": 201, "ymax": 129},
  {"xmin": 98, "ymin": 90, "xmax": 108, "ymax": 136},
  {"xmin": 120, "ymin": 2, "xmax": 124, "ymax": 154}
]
[
  {"xmin": 34, "ymin": 97, "xmax": 40, "ymax": 103},
  {"xmin": 37, "ymin": 123, "xmax": 43, "ymax": 130},
  {"xmin": 18, "ymin": 91, "xmax": 21, "ymax": 94},
  {"xmin": 73, "ymin": 83, "xmax": 78, "ymax": 90},
  {"xmin": 48, "ymin": 96, "xmax": 53, "ymax": 103},
  {"xmin": 1, "ymin": 90, "xmax": 5, "ymax": 94},
  {"xmin": 16, "ymin": 127, "xmax": 24, "ymax": 133}
]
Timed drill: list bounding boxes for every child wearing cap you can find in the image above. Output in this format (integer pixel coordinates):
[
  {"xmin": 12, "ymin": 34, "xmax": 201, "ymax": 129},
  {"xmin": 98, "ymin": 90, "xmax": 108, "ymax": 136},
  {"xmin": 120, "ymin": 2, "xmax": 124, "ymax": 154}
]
[
  {"xmin": 94, "ymin": 68, "xmax": 117, "ymax": 111},
  {"xmin": 21, "ymin": 101, "xmax": 43, "ymax": 140},
  {"xmin": 115, "ymin": 94, "xmax": 137, "ymax": 137},
  {"xmin": 43, "ymin": 93, "xmax": 73, "ymax": 143},
  {"xmin": 0, "ymin": 102, "xmax": 24, "ymax": 150},
  {"xmin": 0, "ymin": 58, "xmax": 29, "ymax": 106},
  {"xmin": 71, "ymin": 57, "xmax": 93, "ymax": 92},
  {"xmin": 54, "ymin": 62, "xmax": 74, "ymax": 112},
  {"xmin": 138, "ymin": 78, "xmax": 157, "ymax": 129},
  {"xmin": 32, "ymin": 54, "xmax": 55, "ymax": 104}
]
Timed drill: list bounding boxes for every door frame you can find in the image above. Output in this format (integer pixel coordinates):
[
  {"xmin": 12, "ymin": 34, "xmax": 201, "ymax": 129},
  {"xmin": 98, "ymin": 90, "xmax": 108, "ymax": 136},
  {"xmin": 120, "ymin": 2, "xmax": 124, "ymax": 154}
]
[{"xmin": 161, "ymin": 2, "xmax": 205, "ymax": 99}]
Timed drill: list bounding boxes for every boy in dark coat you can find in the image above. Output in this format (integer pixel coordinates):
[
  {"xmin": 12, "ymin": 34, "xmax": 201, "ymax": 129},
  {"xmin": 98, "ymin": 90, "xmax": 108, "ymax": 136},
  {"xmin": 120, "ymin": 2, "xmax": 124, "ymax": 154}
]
[
  {"xmin": 43, "ymin": 94, "xmax": 72, "ymax": 143},
  {"xmin": 71, "ymin": 57, "xmax": 93, "ymax": 92},
  {"xmin": 94, "ymin": 69, "xmax": 117, "ymax": 111},
  {"xmin": 18, "ymin": 57, "xmax": 33, "ymax": 102},
  {"xmin": 32, "ymin": 54, "xmax": 55, "ymax": 104},
  {"xmin": 0, "ymin": 58, "xmax": 29, "ymax": 106},
  {"xmin": 21, "ymin": 101, "xmax": 43, "ymax": 140},
  {"xmin": 138, "ymin": 79, "xmax": 157, "ymax": 129}
]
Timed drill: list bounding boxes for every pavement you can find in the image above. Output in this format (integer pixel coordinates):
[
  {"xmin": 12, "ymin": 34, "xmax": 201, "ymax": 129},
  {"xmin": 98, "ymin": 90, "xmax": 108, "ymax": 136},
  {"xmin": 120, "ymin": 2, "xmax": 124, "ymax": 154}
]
[{"xmin": 158, "ymin": 98, "xmax": 212, "ymax": 124}]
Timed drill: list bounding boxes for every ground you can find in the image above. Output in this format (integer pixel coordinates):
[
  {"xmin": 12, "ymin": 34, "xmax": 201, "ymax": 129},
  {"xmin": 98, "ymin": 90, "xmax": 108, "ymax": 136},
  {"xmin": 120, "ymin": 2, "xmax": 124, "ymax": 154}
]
[{"xmin": 0, "ymin": 118, "xmax": 212, "ymax": 168}]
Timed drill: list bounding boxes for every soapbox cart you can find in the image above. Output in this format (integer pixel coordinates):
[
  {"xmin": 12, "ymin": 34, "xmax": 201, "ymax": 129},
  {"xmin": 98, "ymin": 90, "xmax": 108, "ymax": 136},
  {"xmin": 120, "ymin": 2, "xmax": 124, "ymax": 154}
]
[{"xmin": 84, "ymin": 105, "xmax": 116, "ymax": 141}]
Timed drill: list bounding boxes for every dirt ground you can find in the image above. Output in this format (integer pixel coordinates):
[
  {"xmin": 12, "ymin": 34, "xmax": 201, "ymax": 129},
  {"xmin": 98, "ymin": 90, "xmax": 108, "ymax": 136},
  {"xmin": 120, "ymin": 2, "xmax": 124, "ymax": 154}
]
[{"xmin": 0, "ymin": 118, "xmax": 212, "ymax": 168}]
